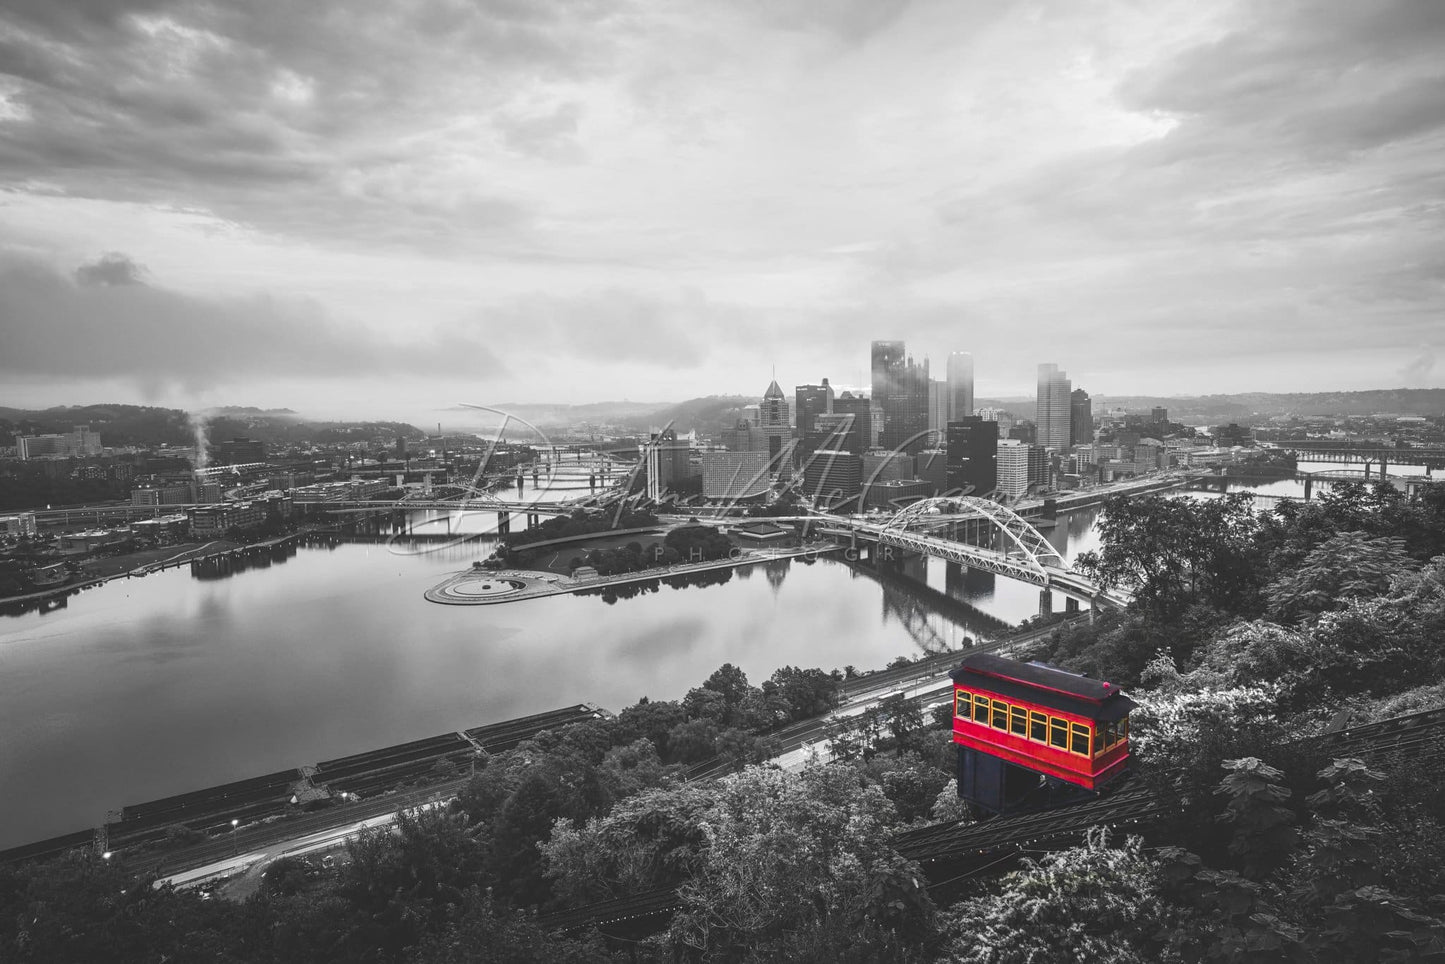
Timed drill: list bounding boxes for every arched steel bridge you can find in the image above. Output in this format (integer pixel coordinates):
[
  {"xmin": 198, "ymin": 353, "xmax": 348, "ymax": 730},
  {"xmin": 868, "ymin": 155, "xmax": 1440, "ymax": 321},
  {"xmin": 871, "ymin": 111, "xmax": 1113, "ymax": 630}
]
[{"xmin": 805, "ymin": 496, "xmax": 1129, "ymax": 608}]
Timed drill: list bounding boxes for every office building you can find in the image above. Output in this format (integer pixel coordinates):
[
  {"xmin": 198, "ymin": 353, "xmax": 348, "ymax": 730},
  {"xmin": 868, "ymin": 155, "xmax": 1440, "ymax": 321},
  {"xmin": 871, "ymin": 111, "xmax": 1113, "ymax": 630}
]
[
  {"xmin": 862, "ymin": 451, "xmax": 911, "ymax": 484},
  {"xmin": 131, "ymin": 481, "xmax": 194, "ymax": 506},
  {"xmin": 863, "ymin": 478, "xmax": 932, "ymax": 511},
  {"xmin": 187, "ymin": 502, "xmax": 268, "ymax": 539},
  {"xmin": 641, "ymin": 429, "xmax": 692, "ymax": 500},
  {"xmin": 1152, "ymin": 407, "xmax": 1169, "ymax": 425},
  {"xmin": 914, "ymin": 449, "xmax": 947, "ymax": 494},
  {"xmin": 946, "ymin": 417, "xmax": 998, "ymax": 498},
  {"xmin": 946, "ymin": 352, "xmax": 974, "ymax": 422},
  {"xmin": 794, "ymin": 380, "xmax": 834, "ymax": 440},
  {"xmin": 216, "ymin": 437, "xmax": 266, "ymax": 465},
  {"xmin": 874, "ymin": 342, "xmax": 930, "ymax": 455},
  {"xmin": 870, "ymin": 340, "xmax": 905, "ymax": 447},
  {"xmin": 759, "ymin": 379, "xmax": 791, "ymax": 462},
  {"xmin": 16, "ymin": 425, "xmax": 102, "ymax": 460},
  {"xmin": 1071, "ymin": 389, "xmax": 1094, "ymax": 446},
  {"xmin": 801, "ymin": 449, "xmax": 862, "ymax": 510},
  {"xmin": 996, "ymin": 439, "xmax": 1030, "ymax": 499},
  {"xmin": 927, "ymin": 378, "xmax": 949, "ymax": 446},
  {"xmin": 831, "ymin": 392, "xmax": 872, "ymax": 452},
  {"xmin": 1028, "ymin": 445, "xmax": 1050, "ymax": 489},
  {"xmin": 976, "ymin": 407, "xmax": 1014, "ymax": 436},
  {"xmin": 721, "ymin": 419, "xmax": 762, "ymax": 453},
  {"xmin": 700, "ymin": 451, "xmax": 771, "ymax": 502},
  {"xmin": 1036, "ymin": 363, "xmax": 1072, "ymax": 453},
  {"xmin": 803, "ymin": 392, "xmax": 871, "ymax": 458},
  {"xmin": 0, "ymin": 512, "xmax": 38, "ymax": 538}
]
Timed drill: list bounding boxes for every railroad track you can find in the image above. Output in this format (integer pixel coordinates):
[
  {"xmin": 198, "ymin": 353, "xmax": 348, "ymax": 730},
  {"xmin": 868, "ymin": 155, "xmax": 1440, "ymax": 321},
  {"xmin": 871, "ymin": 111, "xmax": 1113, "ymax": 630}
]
[
  {"xmin": 546, "ymin": 703, "xmax": 1445, "ymax": 935},
  {"xmin": 0, "ymin": 705, "xmax": 609, "ymax": 870}
]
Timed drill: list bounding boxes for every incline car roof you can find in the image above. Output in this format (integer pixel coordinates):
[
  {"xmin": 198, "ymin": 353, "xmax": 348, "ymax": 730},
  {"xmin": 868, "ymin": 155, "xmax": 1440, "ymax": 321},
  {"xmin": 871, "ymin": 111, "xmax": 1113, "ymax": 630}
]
[{"xmin": 951, "ymin": 653, "xmax": 1137, "ymax": 721}]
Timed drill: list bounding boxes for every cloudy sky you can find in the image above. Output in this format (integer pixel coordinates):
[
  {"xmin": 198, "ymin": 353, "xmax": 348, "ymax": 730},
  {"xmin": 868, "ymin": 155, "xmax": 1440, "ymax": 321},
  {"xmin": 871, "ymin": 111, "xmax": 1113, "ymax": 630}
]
[{"xmin": 1, "ymin": 0, "xmax": 1442, "ymax": 423}]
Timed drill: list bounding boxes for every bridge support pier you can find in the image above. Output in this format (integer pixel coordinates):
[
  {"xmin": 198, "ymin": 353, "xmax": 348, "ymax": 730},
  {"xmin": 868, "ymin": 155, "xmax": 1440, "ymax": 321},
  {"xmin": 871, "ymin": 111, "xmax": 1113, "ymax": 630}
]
[
  {"xmin": 1303, "ymin": 476, "xmax": 1313, "ymax": 501},
  {"xmin": 1065, "ymin": 597, "xmax": 1080, "ymax": 613},
  {"xmin": 496, "ymin": 512, "xmax": 510, "ymax": 534},
  {"xmin": 1038, "ymin": 590, "xmax": 1053, "ymax": 617}
]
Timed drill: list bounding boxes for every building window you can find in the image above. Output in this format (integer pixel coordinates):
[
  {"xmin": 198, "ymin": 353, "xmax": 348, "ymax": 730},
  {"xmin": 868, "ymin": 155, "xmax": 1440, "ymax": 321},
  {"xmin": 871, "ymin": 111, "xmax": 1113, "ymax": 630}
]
[{"xmin": 1030, "ymin": 711, "xmax": 1048, "ymax": 742}]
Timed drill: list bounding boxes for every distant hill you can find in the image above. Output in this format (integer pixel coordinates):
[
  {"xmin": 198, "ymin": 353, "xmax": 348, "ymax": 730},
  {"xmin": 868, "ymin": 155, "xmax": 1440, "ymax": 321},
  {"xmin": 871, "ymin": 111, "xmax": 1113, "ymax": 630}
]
[
  {"xmin": 973, "ymin": 390, "xmax": 1445, "ymax": 425},
  {"xmin": 639, "ymin": 395, "xmax": 756, "ymax": 436},
  {"xmin": 1087, "ymin": 390, "xmax": 1445, "ymax": 423},
  {"xmin": 0, "ymin": 404, "xmax": 424, "ymax": 448}
]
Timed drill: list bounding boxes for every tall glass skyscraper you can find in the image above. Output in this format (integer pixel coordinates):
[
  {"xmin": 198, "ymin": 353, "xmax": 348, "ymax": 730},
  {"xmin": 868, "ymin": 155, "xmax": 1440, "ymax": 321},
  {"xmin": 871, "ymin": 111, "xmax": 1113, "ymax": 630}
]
[
  {"xmin": 946, "ymin": 352, "xmax": 974, "ymax": 422},
  {"xmin": 1071, "ymin": 388, "xmax": 1093, "ymax": 446},
  {"xmin": 1036, "ymin": 363, "xmax": 1073, "ymax": 453},
  {"xmin": 870, "ymin": 340, "xmax": 905, "ymax": 448}
]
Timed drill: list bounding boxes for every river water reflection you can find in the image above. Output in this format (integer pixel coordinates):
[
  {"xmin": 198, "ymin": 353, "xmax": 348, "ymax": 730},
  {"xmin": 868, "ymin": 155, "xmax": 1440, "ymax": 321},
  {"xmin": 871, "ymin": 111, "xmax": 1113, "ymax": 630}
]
[{"xmin": 0, "ymin": 477, "xmax": 1328, "ymax": 849}]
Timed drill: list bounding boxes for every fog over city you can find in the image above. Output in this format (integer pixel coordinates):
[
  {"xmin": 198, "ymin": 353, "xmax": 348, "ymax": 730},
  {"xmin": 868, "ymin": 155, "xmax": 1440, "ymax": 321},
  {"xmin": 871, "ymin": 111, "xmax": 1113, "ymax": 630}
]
[{"xmin": 1, "ymin": 0, "xmax": 1443, "ymax": 420}]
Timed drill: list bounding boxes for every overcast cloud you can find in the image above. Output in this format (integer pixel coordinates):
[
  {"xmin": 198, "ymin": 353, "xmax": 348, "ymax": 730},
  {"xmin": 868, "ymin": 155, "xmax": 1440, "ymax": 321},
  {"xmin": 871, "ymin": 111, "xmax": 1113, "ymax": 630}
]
[{"xmin": 1, "ymin": 0, "xmax": 1441, "ymax": 420}]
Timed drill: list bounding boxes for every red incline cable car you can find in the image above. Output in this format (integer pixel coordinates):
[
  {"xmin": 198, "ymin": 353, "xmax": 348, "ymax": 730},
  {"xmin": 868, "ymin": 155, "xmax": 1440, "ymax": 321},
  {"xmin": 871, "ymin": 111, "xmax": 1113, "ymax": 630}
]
[{"xmin": 950, "ymin": 653, "xmax": 1137, "ymax": 813}]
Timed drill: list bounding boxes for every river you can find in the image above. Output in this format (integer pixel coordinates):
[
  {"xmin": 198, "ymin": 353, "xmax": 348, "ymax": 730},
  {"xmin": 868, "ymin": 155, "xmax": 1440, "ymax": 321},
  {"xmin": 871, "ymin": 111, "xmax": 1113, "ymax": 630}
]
[{"xmin": 0, "ymin": 467, "xmax": 1406, "ymax": 849}]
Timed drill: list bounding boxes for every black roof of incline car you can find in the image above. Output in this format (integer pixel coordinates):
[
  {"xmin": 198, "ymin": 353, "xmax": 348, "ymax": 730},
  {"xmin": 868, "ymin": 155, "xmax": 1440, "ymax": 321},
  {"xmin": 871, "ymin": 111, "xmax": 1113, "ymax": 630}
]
[{"xmin": 951, "ymin": 653, "xmax": 1138, "ymax": 722}]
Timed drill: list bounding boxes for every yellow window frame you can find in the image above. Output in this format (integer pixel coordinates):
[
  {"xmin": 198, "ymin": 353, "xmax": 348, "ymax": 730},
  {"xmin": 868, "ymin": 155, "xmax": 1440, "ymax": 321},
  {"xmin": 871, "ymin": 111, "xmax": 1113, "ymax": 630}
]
[
  {"xmin": 1029, "ymin": 711, "xmax": 1048, "ymax": 742},
  {"xmin": 1010, "ymin": 706, "xmax": 1028, "ymax": 736},
  {"xmin": 1048, "ymin": 716, "xmax": 1068, "ymax": 749},
  {"xmin": 1070, "ymin": 722, "xmax": 1091, "ymax": 755},
  {"xmin": 990, "ymin": 699, "xmax": 1009, "ymax": 730}
]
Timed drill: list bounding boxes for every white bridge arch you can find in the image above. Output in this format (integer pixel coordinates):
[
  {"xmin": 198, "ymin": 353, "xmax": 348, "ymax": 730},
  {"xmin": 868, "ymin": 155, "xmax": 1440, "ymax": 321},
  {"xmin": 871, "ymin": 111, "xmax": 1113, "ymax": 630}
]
[
  {"xmin": 879, "ymin": 496, "xmax": 1066, "ymax": 578},
  {"xmin": 817, "ymin": 496, "xmax": 1126, "ymax": 607}
]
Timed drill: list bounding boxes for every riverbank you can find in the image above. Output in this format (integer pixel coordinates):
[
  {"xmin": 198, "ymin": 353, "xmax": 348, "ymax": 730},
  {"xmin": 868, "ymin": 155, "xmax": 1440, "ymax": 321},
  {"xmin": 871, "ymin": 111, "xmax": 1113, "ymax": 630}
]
[
  {"xmin": 425, "ymin": 543, "xmax": 843, "ymax": 605},
  {"xmin": 0, "ymin": 529, "xmax": 315, "ymax": 609}
]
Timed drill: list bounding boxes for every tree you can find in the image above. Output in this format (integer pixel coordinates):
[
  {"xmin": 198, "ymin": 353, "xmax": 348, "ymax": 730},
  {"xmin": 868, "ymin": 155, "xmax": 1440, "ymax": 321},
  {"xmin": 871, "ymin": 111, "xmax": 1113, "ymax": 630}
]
[
  {"xmin": 1074, "ymin": 493, "xmax": 1262, "ymax": 620},
  {"xmin": 767, "ymin": 665, "xmax": 841, "ymax": 721},
  {"xmin": 938, "ymin": 830, "xmax": 1183, "ymax": 964},
  {"xmin": 665, "ymin": 765, "xmax": 935, "ymax": 962},
  {"xmin": 1214, "ymin": 757, "xmax": 1297, "ymax": 880},
  {"xmin": 1265, "ymin": 531, "xmax": 1416, "ymax": 624},
  {"xmin": 408, "ymin": 888, "xmax": 614, "ymax": 964},
  {"xmin": 541, "ymin": 783, "xmax": 717, "ymax": 906}
]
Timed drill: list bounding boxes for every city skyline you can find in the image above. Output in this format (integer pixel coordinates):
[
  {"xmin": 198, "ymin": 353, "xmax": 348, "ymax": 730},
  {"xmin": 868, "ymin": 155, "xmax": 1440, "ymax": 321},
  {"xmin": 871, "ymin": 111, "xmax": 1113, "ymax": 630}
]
[{"xmin": 1, "ymin": 1, "xmax": 1442, "ymax": 421}]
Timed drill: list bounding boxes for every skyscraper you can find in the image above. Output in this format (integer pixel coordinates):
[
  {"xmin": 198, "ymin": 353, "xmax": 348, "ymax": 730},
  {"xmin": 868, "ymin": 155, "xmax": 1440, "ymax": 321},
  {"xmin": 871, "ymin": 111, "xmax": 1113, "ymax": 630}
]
[
  {"xmin": 946, "ymin": 417, "xmax": 998, "ymax": 498},
  {"xmin": 878, "ymin": 351, "xmax": 930, "ymax": 455},
  {"xmin": 1071, "ymin": 389, "xmax": 1093, "ymax": 446},
  {"xmin": 794, "ymin": 379, "xmax": 834, "ymax": 440},
  {"xmin": 946, "ymin": 352, "xmax": 974, "ymax": 421},
  {"xmin": 1035, "ymin": 363, "xmax": 1072, "ymax": 453},
  {"xmin": 996, "ymin": 439, "xmax": 1030, "ymax": 499},
  {"xmin": 926, "ymin": 378, "xmax": 949, "ymax": 446},
  {"xmin": 759, "ymin": 378, "xmax": 791, "ymax": 462},
  {"xmin": 816, "ymin": 391, "xmax": 872, "ymax": 455},
  {"xmin": 870, "ymin": 340, "xmax": 905, "ymax": 448}
]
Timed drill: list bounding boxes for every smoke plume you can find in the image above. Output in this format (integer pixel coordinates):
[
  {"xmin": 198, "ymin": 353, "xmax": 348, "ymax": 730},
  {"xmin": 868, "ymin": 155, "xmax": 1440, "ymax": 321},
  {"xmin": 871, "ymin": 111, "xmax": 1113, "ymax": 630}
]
[{"xmin": 189, "ymin": 413, "xmax": 210, "ymax": 470}]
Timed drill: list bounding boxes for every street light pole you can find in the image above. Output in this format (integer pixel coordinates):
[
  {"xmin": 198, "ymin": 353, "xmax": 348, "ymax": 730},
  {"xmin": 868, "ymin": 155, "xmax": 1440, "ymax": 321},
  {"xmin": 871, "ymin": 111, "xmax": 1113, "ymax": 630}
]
[{"xmin": 231, "ymin": 818, "xmax": 239, "ymax": 856}]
